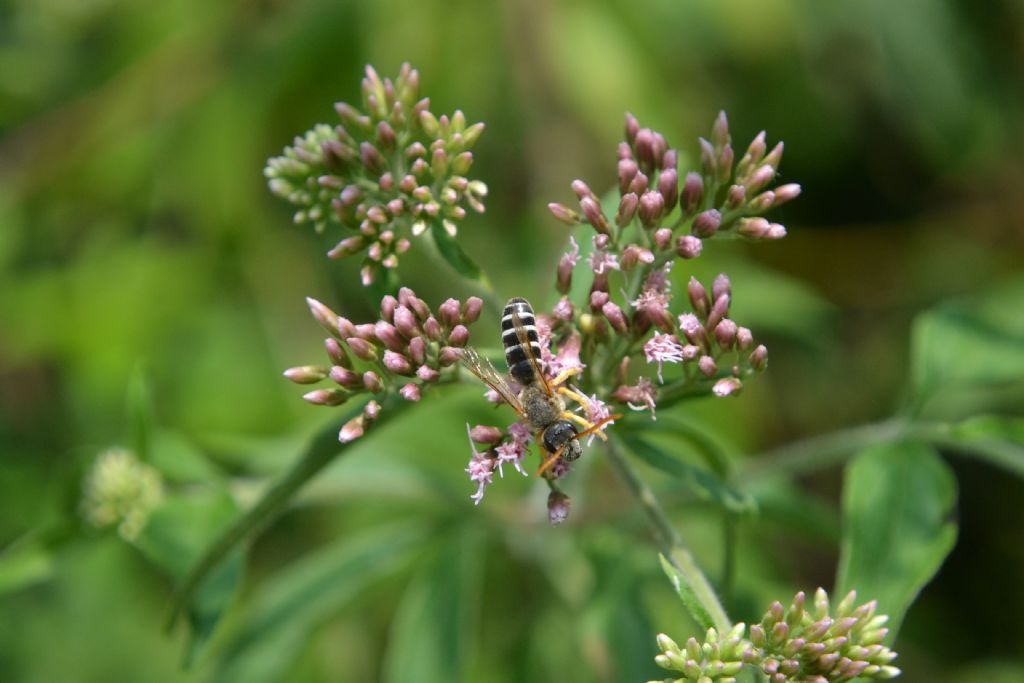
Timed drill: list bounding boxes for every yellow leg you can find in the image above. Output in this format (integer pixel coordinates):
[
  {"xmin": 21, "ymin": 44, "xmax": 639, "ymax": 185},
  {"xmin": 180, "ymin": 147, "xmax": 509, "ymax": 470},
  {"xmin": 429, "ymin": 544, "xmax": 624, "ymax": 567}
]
[
  {"xmin": 561, "ymin": 411, "xmax": 609, "ymax": 441},
  {"xmin": 557, "ymin": 386, "xmax": 592, "ymax": 409},
  {"xmin": 549, "ymin": 367, "xmax": 582, "ymax": 388}
]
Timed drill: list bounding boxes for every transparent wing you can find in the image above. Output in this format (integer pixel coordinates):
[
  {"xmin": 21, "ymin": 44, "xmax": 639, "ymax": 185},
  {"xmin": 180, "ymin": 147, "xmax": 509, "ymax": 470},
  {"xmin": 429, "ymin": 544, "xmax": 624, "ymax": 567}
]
[
  {"xmin": 511, "ymin": 307, "xmax": 553, "ymax": 396},
  {"xmin": 458, "ymin": 347, "xmax": 525, "ymax": 416}
]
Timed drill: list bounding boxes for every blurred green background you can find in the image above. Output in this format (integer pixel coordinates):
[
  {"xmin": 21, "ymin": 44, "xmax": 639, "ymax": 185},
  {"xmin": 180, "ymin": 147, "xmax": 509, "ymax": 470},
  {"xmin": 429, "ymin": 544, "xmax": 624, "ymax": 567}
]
[{"xmin": 1, "ymin": 0, "xmax": 1022, "ymax": 681}]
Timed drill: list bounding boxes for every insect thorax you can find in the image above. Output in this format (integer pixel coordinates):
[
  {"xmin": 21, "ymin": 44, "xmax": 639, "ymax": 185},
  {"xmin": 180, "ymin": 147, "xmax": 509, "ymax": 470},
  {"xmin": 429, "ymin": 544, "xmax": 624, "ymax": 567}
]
[{"xmin": 519, "ymin": 384, "xmax": 565, "ymax": 431}]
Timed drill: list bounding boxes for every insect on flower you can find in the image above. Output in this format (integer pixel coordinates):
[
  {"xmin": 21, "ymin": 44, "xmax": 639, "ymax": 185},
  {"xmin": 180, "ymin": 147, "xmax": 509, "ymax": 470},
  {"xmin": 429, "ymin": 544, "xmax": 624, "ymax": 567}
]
[{"xmin": 459, "ymin": 297, "xmax": 620, "ymax": 476}]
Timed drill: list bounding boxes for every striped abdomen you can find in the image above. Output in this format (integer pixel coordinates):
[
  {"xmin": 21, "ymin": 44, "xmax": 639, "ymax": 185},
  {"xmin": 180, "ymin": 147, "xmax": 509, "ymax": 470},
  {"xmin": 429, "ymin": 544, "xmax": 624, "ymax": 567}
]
[{"xmin": 502, "ymin": 297, "xmax": 542, "ymax": 385}]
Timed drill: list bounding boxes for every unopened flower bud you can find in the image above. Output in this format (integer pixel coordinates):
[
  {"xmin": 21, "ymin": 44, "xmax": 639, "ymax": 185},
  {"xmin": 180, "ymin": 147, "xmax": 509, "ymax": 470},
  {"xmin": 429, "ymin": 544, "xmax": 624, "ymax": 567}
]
[
  {"xmin": 463, "ymin": 297, "xmax": 483, "ymax": 323},
  {"xmin": 624, "ymin": 112, "xmax": 640, "ymax": 143},
  {"xmin": 657, "ymin": 168, "xmax": 679, "ymax": 212},
  {"xmin": 451, "ymin": 151, "xmax": 473, "ymax": 176},
  {"xmin": 571, "ymin": 179, "xmax": 594, "ymax": 201},
  {"xmin": 654, "ymin": 228, "xmax": 672, "ymax": 250},
  {"xmin": 306, "ymin": 298, "xmax": 341, "ymax": 337},
  {"xmin": 712, "ymin": 273, "xmax": 732, "ymax": 301},
  {"xmin": 346, "ymin": 337, "xmax": 376, "ymax": 361},
  {"xmin": 340, "ymin": 185, "xmax": 363, "ymax": 206},
  {"xmin": 663, "ymin": 149, "xmax": 678, "ymax": 171},
  {"xmin": 448, "ymin": 325, "xmax": 469, "ymax": 347},
  {"xmin": 716, "ymin": 144, "xmax": 734, "ymax": 184},
  {"xmin": 438, "ymin": 346, "xmax": 461, "ymax": 366},
  {"xmin": 628, "ymin": 171, "xmax": 649, "ymax": 196},
  {"xmin": 618, "ymin": 158, "xmax": 639, "ymax": 194},
  {"xmin": 399, "ymin": 383, "xmax": 421, "ymax": 401},
  {"xmin": 416, "ymin": 365, "xmax": 440, "ymax": 382},
  {"xmin": 422, "ymin": 316, "xmax": 443, "ymax": 341},
  {"xmin": 616, "ymin": 192, "xmax": 639, "ymax": 228},
  {"xmin": 303, "ymin": 388, "xmax": 348, "ymax": 406},
  {"xmin": 616, "ymin": 141, "xmax": 633, "ymax": 160},
  {"xmin": 339, "ymin": 415, "xmax": 365, "ymax": 443},
  {"xmin": 470, "ymin": 425, "xmax": 503, "ymax": 444},
  {"xmin": 748, "ymin": 190, "xmax": 775, "ymax": 213},
  {"xmin": 678, "ymin": 314, "xmax": 705, "ymax": 345},
  {"xmin": 431, "ymin": 148, "xmax": 448, "ymax": 178},
  {"xmin": 284, "ymin": 365, "xmax": 328, "ymax": 384},
  {"xmin": 361, "ymin": 371, "xmax": 383, "ymax": 392},
  {"xmin": 327, "ymin": 235, "xmax": 366, "ymax": 259},
  {"xmin": 329, "ymin": 365, "xmax": 362, "ymax": 389},
  {"xmin": 750, "ymin": 344, "xmax": 768, "ymax": 370},
  {"xmin": 737, "ymin": 131, "xmax": 767, "ymax": 178},
  {"xmin": 676, "ymin": 235, "xmax": 703, "ymax": 259},
  {"xmin": 547, "ymin": 490, "xmax": 571, "ymax": 524},
  {"xmin": 773, "ymin": 183, "xmax": 801, "ymax": 206},
  {"xmin": 353, "ymin": 323, "xmax": 376, "ymax": 340},
  {"xmin": 698, "ymin": 355, "xmax": 717, "ymax": 377},
  {"xmin": 736, "ymin": 327, "xmax": 753, "ymax": 350},
  {"xmin": 638, "ymin": 191, "xmax": 665, "ymax": 227},
  {"xmin": 699, "ymin": 137, "xmax": 716, "ymax": 176},
  {"xmin": 764, "ymin": 141, "xmax": 784, "ymax": 169},
  {"xmin": 687, "ymin": 277, "xmax": 710, "ymax": 317},
  {"xmin": 681, "ymin": 172, "xmax": 704, "ymax": 215},
  {"xmin": 766, "ymin": 222, "xmax": 787, "ymax": 239},
  {"xmin": 746, "ymin": 164, "xmax": 776, "ymax": 195},
  {"xmin": 692, "ymin": 209, "xmax": 721, "ymax": 238},
  {"xmin": 325, "ymin": 338, "xmax": 351, "ymax": 367},
  {"xmin": 590, "ymin": 291, "xmax": 609, "ymax": 310},
  {"xmin": 363, "ymin": 399, "xmax": 382, "ymax": 421},
  {"xmin": 359, "ymin": 142, "xmax": 385, "ymax": 174},
  {"xmin": 711, "ymin": 110, "xmax": 730, "ymax": 147},
  {"xmin": 713, "ymin": 378, "xmax": 742, "ymax": 397},
  {"xmin": 553, "ymin": 297, "xmax": 574, "ymax": 321},
  {"xmin": 383, "ymin": 350, "xmax": 413, "ymax": 375},
  {"xmin": 714, "ymin": 319, "xmax": 738, "ymax": 349},
  {"xmin": 548, "ymin": 202, "xmax": 581, "ymax": 225},
  {"xmin": 707, "ymin": 294, "xmax": 731, "ymax": 330},
  {"xmin": 725, "ymin": 184, "xmax": 746, "ymax": 209},
  {"xmin": 391, "ymin": 305, "xmax": 418, "ymax": 339},
  {"xmin": 439, "ymin": 298, "xmax": 461, "ymax": 326},
  {"xmin": 602, "ymin": 301, "xmax": 628, "ymax": 333},
  {"xmin": 380, "ymin": 295, "xmax": 399, "ymax": 321},
  {"xmin": 398, "ymin": 287, "xmax": 430, "ymax": 319},
  {"xmin": 579, "ymin": 197, "xmax": 610, "ymax": 234},
  {"xmin": 360, "ymin": 264, "xmax": 377, "ymax": 286},
  {"xmin": 374, "ymin": 321, "xmax": 405, "ymax": 351}
]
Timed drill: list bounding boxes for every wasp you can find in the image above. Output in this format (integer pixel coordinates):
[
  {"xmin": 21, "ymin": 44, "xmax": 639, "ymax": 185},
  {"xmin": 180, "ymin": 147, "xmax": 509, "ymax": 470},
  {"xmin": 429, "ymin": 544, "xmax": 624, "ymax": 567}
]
[{"xmin": 460, "ymin": 297, "xmax": 618, "ymax": 476}]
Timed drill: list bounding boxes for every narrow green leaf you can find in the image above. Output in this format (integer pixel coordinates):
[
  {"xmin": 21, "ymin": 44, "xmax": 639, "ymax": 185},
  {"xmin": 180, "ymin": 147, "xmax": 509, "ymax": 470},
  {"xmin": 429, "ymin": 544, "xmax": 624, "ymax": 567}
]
[
  {"xmin": 125, "ymin": 364, "xmax": 154, "ymax": 461},
  {"xmin": 0, "ymin": 534, "xmax": 54, "ymax": 595},
  {"xmin": 430, "ymin": 218, "xmax": 488, "ymax": 285},
  {"xmin": 658, "ymin": 553, "xmax": 715, "ymax": 631},
  {"xmin": 134, "ymin": 489, "xmax": 243, "ymax": 667},
  {"xmin": 216, "ymin": 523, "xmax": 429, "ymax": 683},
  {"xmin": 943, "ymin": 415, "xmax": 1024, "ymax": 479},
  {"xmin": 382, "ymin": 531, "xmax": 483, "ymax": 683},
  {"xmin": 148, "ymin": 429, "xmax": 222, "ymax": 484},
  {"xmin": 620, "ymin": 433, "xmax": 755, "ymax": 515},
  {"xmin": 836, "ymin": 441, "xmax": 958, "ymax": 637}
]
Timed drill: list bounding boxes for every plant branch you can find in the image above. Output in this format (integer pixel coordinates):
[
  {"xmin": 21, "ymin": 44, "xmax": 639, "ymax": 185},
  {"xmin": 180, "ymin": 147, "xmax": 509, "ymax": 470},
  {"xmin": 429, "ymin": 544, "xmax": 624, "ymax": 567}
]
[{"xmin": 603, "ymin": 436, "xmax": 732, "ymax": 632}]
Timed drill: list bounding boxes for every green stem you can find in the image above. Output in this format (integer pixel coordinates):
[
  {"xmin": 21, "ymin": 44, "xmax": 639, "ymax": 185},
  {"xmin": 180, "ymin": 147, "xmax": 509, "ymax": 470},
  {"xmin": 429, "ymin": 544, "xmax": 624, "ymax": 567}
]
[
  {"xmin": 603, "ymin": 437, "xmax": 732, "ymax": 632},
  {"xmin": 165, "ymin": 394, "xmax": 410, "ymax": 629}
]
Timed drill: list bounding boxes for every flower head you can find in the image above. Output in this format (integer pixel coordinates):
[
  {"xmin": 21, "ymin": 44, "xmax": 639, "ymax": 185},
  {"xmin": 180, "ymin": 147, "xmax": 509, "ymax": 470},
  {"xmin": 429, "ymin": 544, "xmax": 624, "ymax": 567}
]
[
  {"xmin": 643, "ymin": 332, "xmax": 686, "ymax": 382},
  {"xmin": 81, "ymin": 448, "xmax": 164, "ymax": 541},
  {"xmin": 464, "ymin": 424, "xmax": 496, "ymax": 505}
]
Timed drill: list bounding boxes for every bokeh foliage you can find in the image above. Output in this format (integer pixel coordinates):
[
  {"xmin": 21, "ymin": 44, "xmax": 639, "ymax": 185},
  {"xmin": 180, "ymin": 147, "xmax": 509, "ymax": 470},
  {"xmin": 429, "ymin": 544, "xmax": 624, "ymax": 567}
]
[{"xmin": 1, "ymin": 0, "xmax": 1023, "ymax": 681}]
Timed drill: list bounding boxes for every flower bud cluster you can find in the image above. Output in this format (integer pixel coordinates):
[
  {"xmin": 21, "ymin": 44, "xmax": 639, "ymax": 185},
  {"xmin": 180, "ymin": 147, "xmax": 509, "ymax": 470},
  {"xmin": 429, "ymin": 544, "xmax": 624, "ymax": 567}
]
[
  {"xmin": 649, "ymin": 589, "xmax": 900, "ymax": 683},
  {"xmin": 750, "ymin": 589, "xmax": 900, "ymax": 682},
  {"xmin": 649, "ymin": 624, "xmax": 753, "ymax": 683},
  {"xmin": 284, "ymin": 288, "xmax": 483, "ymax": 442},
  {"xmin": 265, "ymin": 63, "xmax": 488, "ymax": 285},
  {"xmin": 81, "ymin": 448, "xmax": 164, "ymax": 541}
]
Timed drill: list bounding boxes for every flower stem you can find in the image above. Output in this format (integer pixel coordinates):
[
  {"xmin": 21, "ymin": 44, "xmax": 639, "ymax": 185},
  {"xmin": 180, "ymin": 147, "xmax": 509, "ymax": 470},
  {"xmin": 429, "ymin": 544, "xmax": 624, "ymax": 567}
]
[{"xmin": 603, "ymin": 436, "xmax": 732, "ymax": 632}]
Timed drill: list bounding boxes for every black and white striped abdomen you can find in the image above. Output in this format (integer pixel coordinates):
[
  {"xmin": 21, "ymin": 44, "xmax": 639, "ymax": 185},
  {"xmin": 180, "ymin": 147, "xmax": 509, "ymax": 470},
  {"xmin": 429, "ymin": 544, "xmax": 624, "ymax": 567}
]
[{"xmin": 502, "ymin": 297, "xmax": 542, "ymax": 385}]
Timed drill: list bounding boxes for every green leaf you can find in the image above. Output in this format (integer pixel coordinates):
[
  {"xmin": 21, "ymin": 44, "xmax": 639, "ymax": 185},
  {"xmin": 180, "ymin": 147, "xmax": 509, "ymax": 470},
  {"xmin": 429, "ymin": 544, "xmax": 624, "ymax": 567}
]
[
  {"xmin": 619, "ymin": 434, "xmax": 755, "ymax": 515},
  {"xmin": 430, "ymin": 218, "xmax": 489, "ymax": 286},
  {"xmin": 910, "ymin": 284, "xmax": 1024, "ymax": 407},
  {"xmin": 148, "ymin": 429, "xmax": 222, "ymax": 484},
  {"xmin": 658, "ymin": 553, "xmax": 715, "ymax": 631},
  {"xmin": 216, "ymin": 523, "xmax": 429, "ymax": 683},
  {"xmin": 134, "ymin": 489, "xmax": 244, "ymax": 667},
  {"xmin": 942, "ymin": 415, "xmax": 1024, "ymax": 479},
  {"xmin": 0, "ymin": 533, "xmax": 55, "ymax": 596},
  {"xmin": 382, "ymin": 530, "xmax": 483, "ymax": 683},
  {"xmin": 836, "ymin": 441, "xmax": 958, "ymax": 637}
]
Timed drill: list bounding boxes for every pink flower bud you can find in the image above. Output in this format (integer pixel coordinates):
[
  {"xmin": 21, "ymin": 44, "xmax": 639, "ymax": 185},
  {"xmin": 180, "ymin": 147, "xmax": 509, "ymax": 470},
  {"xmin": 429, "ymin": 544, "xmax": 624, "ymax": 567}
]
[
  {"xmin": 340, "ymin": 185, "xmax": 363, "ymax": 206},
  {"xmin": 681, "ymin": 344, "xmax": 700, "ymax": 360},
  {"xmin": 618, "ymin": 158, "xmax": 639, "ymax": 194},
  {"xmin": 678, "ymin": 314, "xmax": 705, "ymax": 345},
  {"xmin": 431, "ymin": 148, "xmax": 448, "ymax": 178},
  {"xmin": 354, "ymin": 323, "xmax": 376, "ymax": 340},
  {"xmin": 624, "ymin": 112, "xmax": 640, "ymax": 144},
  {"xmin": 359, "ymin": 142, "xmax": 385, "ymax": 174},
  {"xmin": 654, "ymin": 228, "xmax": 672, "ymax": 250},
  {"xmin": 590, "ymin": 291, "xmax": 609, "ymax": 310},
  {"xmin": 773, "ymin": 183, "xmax": 802, "ymax": 206},
  {"xmin": 329, "ymin": 365, "xmax": 362, "ymax": 389},
  {"xmin": 616, "ymin": 192, "xmax": 639, "ymax": 228},
  {"xmin": 616, "ymin": 141, "xmax": 633, "ymax": 160},
  {"xmin": 711, "ymin": 110, "xmax": 730, "ymax": 147},
  {"xmin": 687, "ymin": 277, "xmax": 710, "ymax": 317},
  {"xmin": 746, "ymin": 164, "xmax": 776, "ymax": 195},
  {"xmin": 676, "ymin": 235, "xmax": 703, "ymax": 259},
  {"xmin": 663, "ymin": 149, "xmax": 678, "ymax": 171},
  {"xmin": 547, "ymin": 491, "xmax": 571, "ymax": 525},
  {"xmin": 571, "ymin": 179, "xmax": 594, "ymax": 200},
  {"xmin": 448, "ymin": 325, "xmax": 469, "ymax": 347},
  {"xmin": 725, "ymin": 184, "xmax": 746, "ymax": 210},
  {"xmin": 682, "ymin": 172, "xmax": 704, "ymax": 215},
  {"xmin": 602, "ymin": 301, "xmax": 628, "ymax": 334},
  {"xmin": 360, "ymin": 264, "xmax": 377, "ymax": 286},
  {"xmin": 339, "ymin": 415, "xmax": 365, "ymax": 443},
  {"xmin": 396, "ymin": 238, "xmax": 411, "ymax": 253},
  {"xmin": 393, "ymin": 305, "xmax": 419, "ymax": 339},
  {"xmin": 400, "ymin": 383, "xmax": 421, "ymax": 401},
  {"xmin": 736, "ymin": 326, "xmax": 753, "ymax": 350},
  {"xmin": 692, "ymin": 209, "xmax": 721, "ymax": 238},
  {"xmin": 283, "ymin": 365, "xmax": 328, "ymax": 384},
  {"xmin": 707, "ymin": 294, "xmax": 731, "ymax": 330},
  {"xmin": 634, "ymin": 128, "xmax": 657, "ymax": 173},
  {"xmin": 346, "ymin": 337, "xmax": 376, "ymax": 361},
  {"xmin": 306, "ymin": 298, "xmax": 340, "ymax": 337},
  {"xmin": 362, "ymin": 371, "xmax": 384, "ymax": 393},
  {"xmin": 463, "ymin": 297, "xmax": 483, "ymax": 323},
  {"xmin": 416, "ymin": 365, "xmax": 440, "ymax": 382},
  {"xmin": 451, "ymin": 151, "xmax": 473, "ymax": 176},
  {"xmin": 713, "ymin": 377, "xmax": 743, "ymax": 397},
  {"xmin": 399, "ymin": 287, "xmax": 430, "ymax": 319},
  {"xmin": 620, "ymin": 244, "xmax": 643, "ymax": 271},
  {"xmin": 325, "ymin": 338, "xmax": 351, "ymax": 368},
  {"xmin": 698, "ymin": 355, "xmax": 717, "ymax": 377},
  {"xmin": 336, "ymin": 316, "xmax": 356, "ymax": 339},
  {"xmin": 628, "ymin": 171, "xmax": 649, "ymax": 196},
  {"xmin": 405, "ymin": 141, "xmax": 427, "ymax": 158},
  {"xmin": 386, "ymin": 198, "xmax": 404, "ymax": 216},
  {"xmin": 657, "ymin": 168, "xmax": 679, "ymax": 212},
  {"xmin": 470, "ymin": 425, "xmax": 503, "ymax": 444},
  {"xmin": 738, "ymin": 131, "xmax": 767, "ymax": 178},
  {"xmin": 439, "ymin": 298, "xmax": 461, "ymax": 326},
  {"xmin": 553, "ymin": 297, "xmax": 574, "ymax": 321},
  {"xmin": 303, "ymin": 388, "xmax": 348, "ymax": 406},
  {"xmin": 714, "ymin": 319, "xmax": 738, "ymax": 349},
  {"xmin": 548, "ymin": 202, "xmax": 581, "ymax": 225},
  {"xmin": 579, "ymin": 197, "xmax": 609, "ymax": 234},
  {"xmin": 766, "ymin": 223, "xmax": 787, "ymax": 239},
  {"xmin": 748, "ymin": 190, "xmax": 775, "ymax": 213},
  {"xmin": 638, "ymin": 191, "xmax": 665, "ymax": 227},
  {"xmin": 363, "ymin": 399, "xmax": 382, "ymax": 420},
  {"xmin": 374, "ymin": 321, "xmax": 405, "ymax": 352},
  {"xmin": 750, "ymin": 344, "xmax": 768, "ymax": 370},
  {"xmin": 383, "ymin": 350, "xmax": 413, "ymax": 375},
  {"xmin": 422, "ymin": 316, "xmax": 443, "ymax": 341},
  {"xmin": 763, "ymin": 141, "xmax": 784, "ymax": 169},
  {"xmin": 438, "ymin": 346, "xmax": 461, "ymax": 366},
  {"xmin": 327, "ymin": 235, "xmax": 366, "ymax": 259},
  {"xmin": 399, "ymin": 174, "xmax": 417, "ymax": 193},
  {"xmin": 716, "ymin": 144, "xmax": 734, "ymax": 184},
  {"xmin": 712, "ymin": 273, "xmax": 732, "ymax": 301},
  {"xmin": 380, "ymin": 295, "xmax": 399, "ymax": 322},
  {"xmin": 699, "ymin": 137, "xmax": 716, "ymax": 176}
]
